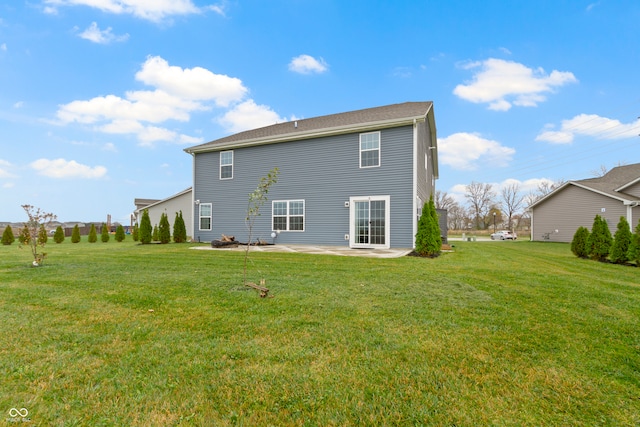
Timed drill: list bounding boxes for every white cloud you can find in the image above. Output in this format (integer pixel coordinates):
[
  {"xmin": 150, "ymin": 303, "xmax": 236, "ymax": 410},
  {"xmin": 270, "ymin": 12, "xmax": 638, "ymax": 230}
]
[
  {"xmin": 102, "ymin": 142, "xmax": 117, "ymax": 152},
  {"xmin": 536, "ymin": 114, "xmax": 640, "ymax": 144},
  {"xmin": 288, "ymin": 54, "xmax": 329, "ymax": 75},
  {"xmin": 56, "ymin": 56, "xmax": 244, "ymax": 145},
  {"xmin": 135, "ymin": 56, "xmax": 247, "ymax": 105},
  {"xmin": 0, "ymin": 159, "xmax": 17, "ymax": 178},
  {"xmin": 219, "ymin": 100, "xmax": 289, "ymax": 134},
  {"xmin": 78, "ymin": 22, "xmax": 129, "ymax": 44},
  {"xmin": 3, "ymin": 182, "xmax": 14, "ymax": 188},
  {"xmin": 55, "ymin": 55, "xmax": 289, "ymax": 146},
  {"xmin": 1, "ymin": 43, "xmax": 6, "ymax": 51},
  {"xmin": 43, "ymin": 0, "xmax": 223, "ymax": 23},
  {"xmin": 453, "ymin": 58, "xmax": 577, "ymax": 111},
  {"xmin": 30, "ymin": 158, "xmax": 107, "ymax": 179},
  {"xmin": 438, "ymin": 132, "xmax": 516, "ymax": 170}
]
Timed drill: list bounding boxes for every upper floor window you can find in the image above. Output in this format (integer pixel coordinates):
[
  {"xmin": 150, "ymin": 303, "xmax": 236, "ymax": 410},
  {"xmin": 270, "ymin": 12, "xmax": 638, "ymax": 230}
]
[
  {"xmin": 220, "ymin": 151, "xmax": 233, "ymax": 180},
  {"xmin": 360, "ymin": 132, "xmax": 380, "ymax": 168},
  {"xmin": 199, "ymin": 203, "xmax": 212, "ymax": 230},
  {"xmin": 272, "ymin": 200, "xmax": 305, "ymax": 232}
]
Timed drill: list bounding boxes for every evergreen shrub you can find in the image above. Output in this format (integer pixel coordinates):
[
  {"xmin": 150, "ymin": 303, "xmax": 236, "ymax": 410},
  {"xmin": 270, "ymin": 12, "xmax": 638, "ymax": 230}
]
[
  {"xmin": 1, "ymin": 225, "xmax": 15, "ymax": 245},
  {"xmin": 53, "ymin": 226, "xmax": 65, "ymax": 244}
]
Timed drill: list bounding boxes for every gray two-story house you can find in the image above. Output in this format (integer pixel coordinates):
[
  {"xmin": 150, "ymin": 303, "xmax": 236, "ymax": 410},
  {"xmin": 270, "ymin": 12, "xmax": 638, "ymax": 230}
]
[{"xmin": 184, "ymin": 102, "xmax": 438, "ymax": 249}]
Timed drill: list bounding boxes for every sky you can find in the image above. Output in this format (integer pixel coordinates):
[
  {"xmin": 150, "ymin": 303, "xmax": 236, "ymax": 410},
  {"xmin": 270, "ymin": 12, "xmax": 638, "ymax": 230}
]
[{"xmin": 1, "ymin": 0, "xmax": 639, "ymax": 223}]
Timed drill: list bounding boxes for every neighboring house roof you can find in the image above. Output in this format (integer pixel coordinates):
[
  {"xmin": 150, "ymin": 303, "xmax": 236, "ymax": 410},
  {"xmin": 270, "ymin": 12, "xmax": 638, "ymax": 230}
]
[
  {"xmin": 134, "ymin": 198, "xmax": 161, "ymax": 210},
  {"xmin": 134, "ymin": 188, "xmax": 192, "ymax": 214},
  {"xmin": 185, "ymin": 101, "xmax": 437, "ymax": 162},
  {"xmin": 530, "ymin": 163, "xmax": 640, "ymax": 208}
]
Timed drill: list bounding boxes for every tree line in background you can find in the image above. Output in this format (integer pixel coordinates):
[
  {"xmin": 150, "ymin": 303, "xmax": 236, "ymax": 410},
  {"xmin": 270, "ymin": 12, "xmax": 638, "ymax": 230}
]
[{"xmin": 436, "ymin": 179, "xmax": 565, "ymax": 232}]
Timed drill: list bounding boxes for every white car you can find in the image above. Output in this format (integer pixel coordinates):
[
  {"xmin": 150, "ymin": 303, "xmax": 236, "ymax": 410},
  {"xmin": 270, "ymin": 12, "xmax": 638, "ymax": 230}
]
[{"xmin": 490, "ymin": 230, "xmax": 516, "ymax": 240}]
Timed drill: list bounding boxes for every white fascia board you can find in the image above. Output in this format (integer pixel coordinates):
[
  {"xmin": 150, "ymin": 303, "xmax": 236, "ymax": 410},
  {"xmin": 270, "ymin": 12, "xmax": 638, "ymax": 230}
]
[
  {"xmin": 425, "ymin": 104, "xmax": 438, "ymax": 180},
  {"xmin": 616, "ymin": 176, "xmax": 640, "ymax": 192},
  {"xmin": 134, "ymin": 187, "xmax": 192, "ymax": 214},
  {"xmin": 184, "ymin": 116, "xmax": 426, "ymax": 154}
]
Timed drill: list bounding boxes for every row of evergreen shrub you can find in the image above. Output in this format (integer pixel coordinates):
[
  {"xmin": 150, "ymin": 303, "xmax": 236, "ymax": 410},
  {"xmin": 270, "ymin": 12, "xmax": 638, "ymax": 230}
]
[
  {"xmin": 571, "ymin": 215, "xmax": 640, "ymax": 265},
  {"xmin": 2, "ymin": 210, "xmax": 189, "ymax": 246},
  {"xmin": 138, "ymin": 209, "xmax": 188, "ymax": 244}
]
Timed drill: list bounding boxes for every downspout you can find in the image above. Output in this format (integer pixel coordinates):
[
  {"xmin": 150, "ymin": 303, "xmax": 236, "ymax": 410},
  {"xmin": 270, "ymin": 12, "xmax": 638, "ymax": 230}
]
[
  {"xmin": 625, "ymin": 201, "xmax": 639, "ymax": 230},
  {"xmin": 190, "ymin": 151, "xmax": 196, "ymax": 241},
  {"xmin": 412, "ymin": 118, "xmax": 418, "ymax": 249}
]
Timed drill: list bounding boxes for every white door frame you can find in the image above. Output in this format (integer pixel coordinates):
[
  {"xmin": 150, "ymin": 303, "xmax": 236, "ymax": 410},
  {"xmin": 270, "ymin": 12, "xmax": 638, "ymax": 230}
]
[{"xmin": 349, "ymin": 195, "xmax": 390, "ymax": 249}]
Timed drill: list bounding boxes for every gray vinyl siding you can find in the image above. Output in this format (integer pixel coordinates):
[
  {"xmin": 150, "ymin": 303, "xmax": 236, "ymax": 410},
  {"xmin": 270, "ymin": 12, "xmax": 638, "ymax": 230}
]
[
  {"xmin": 193, "ymin": 125, "xmax": 415, "ymax": 247},
  {"xmin": 532, "ymin": 185, "xmax": 627, "ymax": 242},
  {"xmin": 416, "ymin": 120, "xmax": 432, "ymax": 204},
  {"xmin": 623, "ymin": 181, "xmax": 640, "ymax": 198},
  {"xmin": 136, "ymin": 191, "xmax": 192, "ymax": 240}
]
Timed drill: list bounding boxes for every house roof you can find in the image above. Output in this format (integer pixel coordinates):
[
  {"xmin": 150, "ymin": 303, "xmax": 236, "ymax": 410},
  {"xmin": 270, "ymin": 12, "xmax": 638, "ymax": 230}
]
[
  {"xmin": 184, "ymin": 102, "xmax": 435, "ymax": 154},
  {"xmin": 133, "ymin": 188, "xmax": 192, "ymax": 214},
  {"xmin": 530, "ymin": 163, "xmax": 640, "ymax": 208}
]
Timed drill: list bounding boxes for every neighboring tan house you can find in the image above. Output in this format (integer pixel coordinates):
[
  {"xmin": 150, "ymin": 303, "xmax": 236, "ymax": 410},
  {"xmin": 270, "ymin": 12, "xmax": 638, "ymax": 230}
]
[
  {"xmin": 529, "ymin": 163, "xmax": 640, "ymax": 242},
  {"xmin": 183, "ymin": 102, "xmax": 439, "ymax": 249},
  {"xmin": 133, "ymin": 188, "xmax": 193, "ymax": 239}
]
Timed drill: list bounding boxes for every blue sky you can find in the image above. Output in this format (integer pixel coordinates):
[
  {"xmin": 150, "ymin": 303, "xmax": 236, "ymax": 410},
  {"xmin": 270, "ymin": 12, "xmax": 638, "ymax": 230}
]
[{"xmin": 1, "ymin": 1, "xmax": 639, "ymax": 223}]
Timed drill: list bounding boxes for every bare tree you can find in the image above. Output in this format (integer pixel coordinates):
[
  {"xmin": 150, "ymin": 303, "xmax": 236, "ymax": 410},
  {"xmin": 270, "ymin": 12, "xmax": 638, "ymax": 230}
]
[
  {"xmin": 244, "ymin": 167, "xmax": 279, "ymax": 286},
  {"xmin": 532, "ymin": 179, "xmax": 566, "ymax": 202},
  {"xmin": 464, "ymin": 181, "xmax": 496, "ymax": 230},
  {"xmin": 590, "ymin": 164, "xmax": 609, "ymax": 178},
  {"xmin": 21, "ymin": 204, "xmax": 56, "ymax": 266},
  {"xmin": 447, "ymin": 204, "xmax": 469, "ymax": 230},
  {"xmin": 500, "ymin": 183, "xmax": 524, "ymax": 230},
  {"xmin": 434, "ymin": 190, "xmax": 456, "ymax": 211},
  {"xmin": 590, "ymin": 161, "xmax": 627, "ymax": 177}
]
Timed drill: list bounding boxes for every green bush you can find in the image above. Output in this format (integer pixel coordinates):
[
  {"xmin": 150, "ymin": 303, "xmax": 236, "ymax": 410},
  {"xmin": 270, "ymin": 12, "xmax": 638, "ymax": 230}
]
[
  {"xmin": 53, "ymin": 226, "xmax": 65, "ymax": 244},
  {"xmin": 88, "ymin": 224, "xmax": 97, "ymax": 243},
  {"xmin": 115, "ymin": 224, "xmax": 125, "ymax": 242},
  {"xmin": 140, "ymin": 210, "xmax": 152, "ymax": 244},
  {"xmin": 38, "ymin": 224, "xmax": 48, "ymax": 245},
  {"xmin": 152, "ymin": 225, "xmax": 159, "ymax": 242},
  {"xmin": 587, "ymin": 215, "xmax": 612, "ymax": 261},
  {"xmin": 628, "ymin": 219, "xmax": 640, "ymax": 265},
  {"xmin": 101, "ymin": 223, "xmax": 110, "ymax": 243},
  {"xmin": 414, "ymin": 195, "xmax": 441, "ymax": 257},
  {"xmin": 132, "ymin": 224, "xmax": 139, "ymax": 242},
  {"xmin": 173, "ymin": 211, "xmax": 187, "ymax": 243},
  {"xmin": 2, "ymin": 225, "xmax": 15, "ymax": 245},
  {"xmin": 159, "ymin": 212, "xmax": 171, "ymax": 244},
  {"xmin": 18, "ymin": 227, "xmax": 29, "ymax": 244},
  {"xmin": 570, "ymin": 226, "xmax": 590, "ymax": 258},
  {"xmin": 610, "ymin": 216, "xmax": 631, "ymax": 264},
  {"xmin": 71, "ymin": 224, "xmax": 81, "ymax": 243}
]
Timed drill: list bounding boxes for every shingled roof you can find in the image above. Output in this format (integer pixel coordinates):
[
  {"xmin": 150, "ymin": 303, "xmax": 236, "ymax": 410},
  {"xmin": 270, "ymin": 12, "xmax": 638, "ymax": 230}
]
[
  {"xmin": 185, "ymin": 102, "xmax": 434, "ymax": 154},
  {"xmin": 531, "ymin": 163, "xmax": 640, "ymax": 208}
]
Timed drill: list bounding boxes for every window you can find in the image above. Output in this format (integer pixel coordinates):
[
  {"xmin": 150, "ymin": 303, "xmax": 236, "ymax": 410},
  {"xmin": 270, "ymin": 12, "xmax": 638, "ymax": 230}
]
[
  {"xmin": 220, "ymin": 151, "xmax": 233, "ymax": 179},
  {"xmin": 360, "ymin": 132, "xmax": 380, "ymax": 168},
  {"xmin": 272, "ymin": 200, "xmax": 305, "ymax": 232},
  {"xmin": 199, "ymin": 203, "xmax": 212, "ymax": 230}
]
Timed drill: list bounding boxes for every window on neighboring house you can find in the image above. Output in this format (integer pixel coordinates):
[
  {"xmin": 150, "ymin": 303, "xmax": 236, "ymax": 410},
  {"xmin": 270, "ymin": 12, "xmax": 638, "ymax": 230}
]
[
  {"xmin": 220, "ymin": 151, "xmax": 233, "ymax": 179},
  {"xmin": 272, "ymin": 200, "xmax": 305, "ymax": 232},
  {"xmin": 199, "ymin": 203, "xmax": 212, "ymax": 230},
  {"xmin": 360, "ymin": 132, "xmax": 380, "ymax": 168}
]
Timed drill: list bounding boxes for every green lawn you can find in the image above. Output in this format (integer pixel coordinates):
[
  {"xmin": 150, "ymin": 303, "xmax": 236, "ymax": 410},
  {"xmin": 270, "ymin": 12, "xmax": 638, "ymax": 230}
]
[{"xmin": 1, "ymin": 239, "xmax": 639, "ymax": 426}]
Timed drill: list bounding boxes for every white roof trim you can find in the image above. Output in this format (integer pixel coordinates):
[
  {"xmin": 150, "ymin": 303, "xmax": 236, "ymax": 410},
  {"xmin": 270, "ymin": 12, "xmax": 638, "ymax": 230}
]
[
  {"xmin": 616, "ymin": 176, "xmax": 640, "ymax": 192},
  {"xmin": 134, "ymin": 187, "xmax": 192, "ymax": 214},
  {"xmin": 184, "ymin": 116, "xmax": 426, "ymax": 154},
  {"xmin": 529, "ymin": 180, "xmax": 638, "ymax": 210}
]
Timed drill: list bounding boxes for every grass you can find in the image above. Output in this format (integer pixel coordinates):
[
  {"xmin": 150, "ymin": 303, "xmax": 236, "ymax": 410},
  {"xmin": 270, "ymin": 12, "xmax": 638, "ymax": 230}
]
[{"xmin": 1, "ymin": 238, "xmax": 639, "ymax": 426}]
